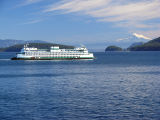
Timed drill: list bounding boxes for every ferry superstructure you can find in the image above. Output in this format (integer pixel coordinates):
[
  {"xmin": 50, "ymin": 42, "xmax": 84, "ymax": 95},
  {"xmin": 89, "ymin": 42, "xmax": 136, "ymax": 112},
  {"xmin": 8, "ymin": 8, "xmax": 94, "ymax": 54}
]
[{"xmin": 11, "ymin": 44, "xmax": 94, "ymax": 60}]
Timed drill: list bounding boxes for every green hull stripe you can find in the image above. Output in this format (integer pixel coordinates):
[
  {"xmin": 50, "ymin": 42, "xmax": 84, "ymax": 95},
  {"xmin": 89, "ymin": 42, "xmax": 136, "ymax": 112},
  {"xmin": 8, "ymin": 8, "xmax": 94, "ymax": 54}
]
[
  {"xmin": 40, "ymin": 57, "xmax": 94, "ymax": 59},
  {"xmin": 11, "ymin": 57, "xmax": 94, "ymax": 60}
]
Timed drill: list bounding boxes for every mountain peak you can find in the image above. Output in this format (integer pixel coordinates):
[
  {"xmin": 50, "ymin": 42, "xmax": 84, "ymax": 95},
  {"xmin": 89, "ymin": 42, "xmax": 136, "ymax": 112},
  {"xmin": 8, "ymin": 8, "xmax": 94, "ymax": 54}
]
[{"xmin": 132, "ymin": 33, "xmax": 151, "ymax": 40}]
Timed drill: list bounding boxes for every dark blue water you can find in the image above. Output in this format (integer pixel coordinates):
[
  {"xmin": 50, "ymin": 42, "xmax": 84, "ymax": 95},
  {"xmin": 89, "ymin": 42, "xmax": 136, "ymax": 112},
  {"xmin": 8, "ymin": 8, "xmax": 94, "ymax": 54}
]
[{"xmin": 0, "ymin": 52, "xmax": 160, "ymax": 120}]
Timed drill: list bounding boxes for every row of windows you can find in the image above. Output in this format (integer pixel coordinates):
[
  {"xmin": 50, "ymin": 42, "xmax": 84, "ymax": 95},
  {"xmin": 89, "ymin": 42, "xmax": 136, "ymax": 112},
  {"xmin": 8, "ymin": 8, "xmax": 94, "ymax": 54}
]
[
  {"xmin": 24, "ymin": 51, "xmax": 87, "ymax": 54},
  {"xmin": 34, "ymin": 56, "xmax": 81, "ymax": 57},
  {"xmin": 62, "ymin": 51, "xmax": 84, "ymax": 53}
]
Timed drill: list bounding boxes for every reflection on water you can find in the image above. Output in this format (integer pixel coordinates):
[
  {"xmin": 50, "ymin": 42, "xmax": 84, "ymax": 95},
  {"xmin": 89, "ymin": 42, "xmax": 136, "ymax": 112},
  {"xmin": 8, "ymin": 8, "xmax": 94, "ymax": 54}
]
[{"xmin": 0, "ymin": 52, "xmax": 160, "ymax": 120}]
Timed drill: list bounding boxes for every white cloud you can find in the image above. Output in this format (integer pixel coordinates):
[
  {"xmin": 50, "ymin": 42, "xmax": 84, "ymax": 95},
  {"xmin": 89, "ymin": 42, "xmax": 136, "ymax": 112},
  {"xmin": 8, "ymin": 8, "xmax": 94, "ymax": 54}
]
[
  {"xmin": 133, "ymin": 33, "xmax": 151, "ymax": 40},
  {"xmin": 116, "ymin": 37, "xmax": 130, "ymax": 42},
  {"xmin": 44, "ymin": 0, "xmax": 112, "ymax": 13},
  {"xmin": 23, "ymin": 19, "xmax": 43, "ymax": 24},
  {"xmin": 91, "ymin": 0, "xmax": 160, "ymax": 22},
  {"xmin": 44, "ymin": 0, "xmax": 160, "ymax": 22},
  {"xmin": 116, "ymin": 22, "xmax": 157, "ymax": 29},
  {"xmin": 16, "ymin": 0, "xmax": 160, "ymax": 39},
  {"xmin": 19, "ymin": 0, "xmax": 43, "ymax": 6},
  {"xmin": 43, "ymin": 0, "xmax": 160, "ymax": 36}
]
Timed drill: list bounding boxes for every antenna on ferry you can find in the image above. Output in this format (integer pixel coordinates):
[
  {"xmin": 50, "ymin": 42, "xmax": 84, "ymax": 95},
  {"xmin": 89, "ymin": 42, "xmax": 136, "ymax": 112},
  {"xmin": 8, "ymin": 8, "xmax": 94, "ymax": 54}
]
[
  {"xmin": 25, "ymin": 43, "xmax": 29, "ymax": 47},
  {"xmin": 80, "ymin": 44, "xmax": 85, "ymax": 48}
]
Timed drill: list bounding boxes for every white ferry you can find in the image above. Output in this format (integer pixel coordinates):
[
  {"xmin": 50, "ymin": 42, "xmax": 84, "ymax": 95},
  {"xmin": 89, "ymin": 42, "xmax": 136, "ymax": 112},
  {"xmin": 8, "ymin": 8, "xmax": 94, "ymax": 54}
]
[{"xmin": 11, "ymin": 44, "xmax": 94, "ymax": 60}]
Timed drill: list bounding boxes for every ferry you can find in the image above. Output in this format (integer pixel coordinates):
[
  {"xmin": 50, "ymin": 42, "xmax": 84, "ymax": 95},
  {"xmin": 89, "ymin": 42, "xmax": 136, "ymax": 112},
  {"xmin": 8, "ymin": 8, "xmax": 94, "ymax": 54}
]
[{"xmin": 11, "ymin": 44, "xmax": 94, "ymax": 60}]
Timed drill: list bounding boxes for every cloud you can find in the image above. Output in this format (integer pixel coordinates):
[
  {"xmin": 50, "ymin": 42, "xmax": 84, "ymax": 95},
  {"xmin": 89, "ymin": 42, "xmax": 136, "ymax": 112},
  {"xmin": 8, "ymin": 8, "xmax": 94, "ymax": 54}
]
[
  {"xmin": 19, "ymin": 0, "xmax": 43, "ymax": 6},
  {"xmin": 23, "ymin": 19, "xmax": 43, "ymax": 24},
  {"xmin": 133, "ymin": 33, "xmax": 151, "ymax": 40},
  {"xmin": 44, "ymin": 0, "xmax": 112, "ymax": 13},
  {"xmin": 93, "ymin": 0, "xmax": 160, "ymax": 22},
  {"xmin": 116, "ymin": 37, "xmax": 130, "ymax": 42},
  {"xmin": 43, "ymin": 0, "xmax": 160, "ymax": 35},
  {"xmin": 44, "ymin": 0, "xmax": 160, "ymax": 22},
  {"xmin": 15, "ymin": 0, "xmax": 160, "ymax": 39},
  {"xmin": 113, "ymin": 20, "xmax": 158, "ymax": 29}
]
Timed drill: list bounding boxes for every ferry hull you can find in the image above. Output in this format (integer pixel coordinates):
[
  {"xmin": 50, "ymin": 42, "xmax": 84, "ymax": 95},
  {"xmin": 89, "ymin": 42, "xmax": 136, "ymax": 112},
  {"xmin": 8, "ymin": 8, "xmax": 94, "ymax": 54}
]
[{"xmin": 11, "ymin": 57, "xmax": 94, "ymax": 60}]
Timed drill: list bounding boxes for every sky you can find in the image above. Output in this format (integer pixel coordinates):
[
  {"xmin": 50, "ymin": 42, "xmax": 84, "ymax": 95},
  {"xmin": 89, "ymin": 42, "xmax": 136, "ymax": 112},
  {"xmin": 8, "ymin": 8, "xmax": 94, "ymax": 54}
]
[{"xmin": 0, "ymin": 0, "xmax": 160, "ymax": 50}]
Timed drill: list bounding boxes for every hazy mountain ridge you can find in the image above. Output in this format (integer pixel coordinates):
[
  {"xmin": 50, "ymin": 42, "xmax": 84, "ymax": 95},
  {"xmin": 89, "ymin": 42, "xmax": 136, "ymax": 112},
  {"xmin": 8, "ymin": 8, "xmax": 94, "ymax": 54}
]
[
  {"xmin": 128, "ymin": 37, "xmax": 160, "ymax": 51},
  {"xmin": 0, "ymin": 39, "xmax": 49, "ymax": 48},
  {"xmin": 0, "ymin": 43, "xmax": 74, "ymax": 52},
  {"xmin": 128, "ymin": 42, "xmax": 144, "ymax": 48}
]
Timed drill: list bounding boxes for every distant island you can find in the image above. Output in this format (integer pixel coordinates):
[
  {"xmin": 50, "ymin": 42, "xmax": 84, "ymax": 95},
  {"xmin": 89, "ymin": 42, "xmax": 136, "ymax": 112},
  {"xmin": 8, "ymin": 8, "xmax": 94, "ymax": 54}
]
[
  {"xmin": 105, "ymin": 46, "xmax": 123, "ymax": 51},
  {"xmin": 0, "ymin": 43, "xmax": 74, "ymax": 52},
  {"xmin": 105, "ymin": 37, "xmax": 160, "ymax": 51}
]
